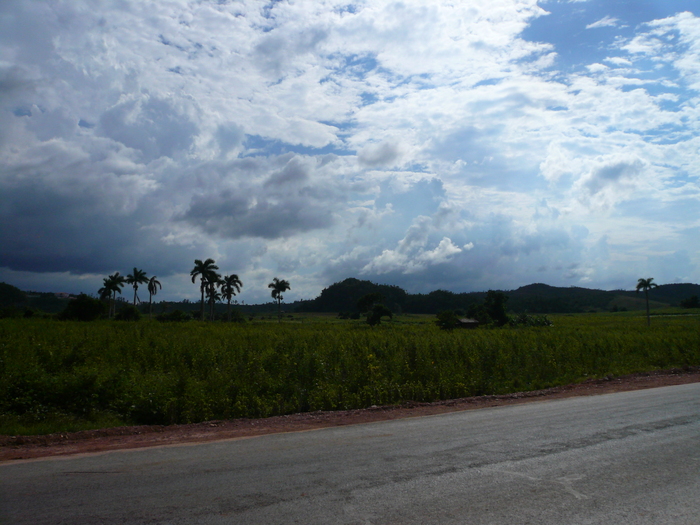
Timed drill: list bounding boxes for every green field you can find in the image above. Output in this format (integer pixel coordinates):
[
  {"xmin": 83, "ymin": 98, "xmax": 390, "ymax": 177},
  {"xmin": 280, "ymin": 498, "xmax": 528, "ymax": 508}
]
[{"xmin": 1, "ymin": 313, "xmax": 698, "ymax": 435}]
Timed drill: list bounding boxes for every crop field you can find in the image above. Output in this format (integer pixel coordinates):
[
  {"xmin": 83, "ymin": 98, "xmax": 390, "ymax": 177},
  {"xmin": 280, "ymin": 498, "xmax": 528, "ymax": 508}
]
[{"xmin": 1, "ymin": 313, "xmax": 699, "ymax": 435}]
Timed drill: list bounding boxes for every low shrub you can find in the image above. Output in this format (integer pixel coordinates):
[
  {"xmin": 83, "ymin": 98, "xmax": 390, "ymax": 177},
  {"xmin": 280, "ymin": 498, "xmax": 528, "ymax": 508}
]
[
  {"xmin": 157, "ymin": 309, "xmax": 193, "ymax": 322},
  {"xmin": 115, "ymin": 304, "xmax": 141, "ymax": 321},
  {"xmin": 58, "ymin": 294, "xmax": 107, "ymax": 321}
]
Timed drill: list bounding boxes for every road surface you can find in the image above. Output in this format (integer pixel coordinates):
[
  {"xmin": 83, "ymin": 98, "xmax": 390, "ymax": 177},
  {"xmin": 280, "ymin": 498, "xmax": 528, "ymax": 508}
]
[{"xmin": 2, "ymin": 383, "xmax": 700, "ymax": 524}]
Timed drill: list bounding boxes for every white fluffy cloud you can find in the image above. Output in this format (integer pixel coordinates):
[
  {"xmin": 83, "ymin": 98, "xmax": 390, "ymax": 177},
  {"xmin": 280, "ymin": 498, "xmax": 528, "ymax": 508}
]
[
  {"xmin": 586, "ymin": 16, "xmax": 619, "ymax": 29},
  {"xmin": 0, "ymin": 0, "xmax": 698, "ymax": 302}
]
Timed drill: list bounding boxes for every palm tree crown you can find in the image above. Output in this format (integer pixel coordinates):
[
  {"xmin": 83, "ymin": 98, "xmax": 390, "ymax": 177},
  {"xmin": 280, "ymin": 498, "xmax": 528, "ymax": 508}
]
[
  {"xmin": 221, "ymin": 274, "xmax": 243, "ymax": 322},
  {"xmin": 268, "ymin": 277, "xmax": 291, "ymax": 322},
  {"xmin": 147, "ymin": 276, "xmax": 162, "ymax": 318},
  {"xmin": 125, "ymin": 267, "xmax": 149, "ymax": 305},
  {"xmin": 98, "ymin": 272, "xmax": 126, "ymax": 318},
  {"xmin": 191, "ymin": 258, "xmax": 219, "ymax": 320}
]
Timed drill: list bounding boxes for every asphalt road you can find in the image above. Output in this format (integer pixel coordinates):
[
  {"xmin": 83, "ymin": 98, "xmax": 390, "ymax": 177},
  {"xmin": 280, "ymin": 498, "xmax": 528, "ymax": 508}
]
[{"xmin": 2, "ymin": 383, "xmax": 700, "ymax": 524}]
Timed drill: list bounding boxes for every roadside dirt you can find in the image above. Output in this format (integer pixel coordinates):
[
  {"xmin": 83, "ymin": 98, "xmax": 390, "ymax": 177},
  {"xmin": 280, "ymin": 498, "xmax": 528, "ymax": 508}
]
[{"xmin": 2, "ymin": 367, "xmax": 699, "ymax": 462}]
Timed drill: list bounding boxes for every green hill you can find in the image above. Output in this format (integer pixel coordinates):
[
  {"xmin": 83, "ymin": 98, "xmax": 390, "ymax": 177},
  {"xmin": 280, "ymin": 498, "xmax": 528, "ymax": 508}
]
[
  {"xmin": 0, "ymin": 282, "xmax": 26, "ymax": 307},
  {"xmin": 296, "ymin": 279, "xmax": 700, "ymax": 315}
]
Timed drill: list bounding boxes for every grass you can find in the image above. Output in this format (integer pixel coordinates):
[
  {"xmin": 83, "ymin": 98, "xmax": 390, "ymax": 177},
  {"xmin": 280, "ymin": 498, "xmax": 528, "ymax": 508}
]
[{"xmin": 1, "ymin": 313, "xmax": 698, "ymax": 435}]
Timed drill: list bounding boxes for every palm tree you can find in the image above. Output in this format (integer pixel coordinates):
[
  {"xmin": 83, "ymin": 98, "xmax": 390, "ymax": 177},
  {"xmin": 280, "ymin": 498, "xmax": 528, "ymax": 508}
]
[
  {"xmin": 98, "ymin": 272, "xmax": 126, "ymax": 318},
  {"xmin": 125, "ymin": 267, "xmax": 149, "ymax": 305},
  {"xmin": 98, "ymin": 280, "xmax": 113, "ymax": 317},
  {"xmin": 147, "ymin": 276, "xmax": 162, "ymax": 318},
  {"xmin": 268, "ymin": 277, "xmax": 291, "ymax": 323},
  {"xmin": 190, "ymin": 258, "xmax": 219, "ymax": 320},
  {"xmin": 205, "ymin": 273, "xmax": 222, "ymax": 321},
  {"xmin": 221, "ymin": 274, "xmax": 243, "ymax": 322},
  {"xmin": 636, "ymin": 277, "xmax": 659, "ymax": 326}
]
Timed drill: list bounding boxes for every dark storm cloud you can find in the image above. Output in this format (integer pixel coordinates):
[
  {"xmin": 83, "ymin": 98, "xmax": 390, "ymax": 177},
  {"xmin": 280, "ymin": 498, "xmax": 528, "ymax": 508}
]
[
  {"xmin": 264, "ymin": 156, "xmax": 310, "ymax": 186},
  {"xmin": 0, "ymin": 174, "xmax": 200, "ymax": 275},
  {"xmin": 181, "ymin": 190, "xmax": 335, "ymax": 239},
  {"xmin": 179, "ymin": 154, "xmax": 346, "ymax": 240}
]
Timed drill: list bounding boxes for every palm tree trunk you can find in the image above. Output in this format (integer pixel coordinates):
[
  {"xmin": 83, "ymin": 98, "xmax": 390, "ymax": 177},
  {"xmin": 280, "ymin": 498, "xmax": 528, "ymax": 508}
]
[
  {"xmin": 645, "ymin": 290, "xmax": 650, "ymax": 326},
  {"xmin": 200, "ymin": 281, "xmax": 205, "ymax": 321},
  {"xmin": 227, "ymin": 300, "xmax": 231, "ymax": 322},
  {"xmin": 278, "ymin": 298, "xmax": 281, "ymax": 323},
  {"xmin": 149, "ymin": 293, "xmax": 153, "ymax": 319}
]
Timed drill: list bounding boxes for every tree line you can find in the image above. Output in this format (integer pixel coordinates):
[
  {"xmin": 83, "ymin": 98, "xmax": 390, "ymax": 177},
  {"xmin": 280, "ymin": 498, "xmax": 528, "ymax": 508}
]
[{"xmin": 98, "ymin": 259, "xmax": 290, "ymax": 322}]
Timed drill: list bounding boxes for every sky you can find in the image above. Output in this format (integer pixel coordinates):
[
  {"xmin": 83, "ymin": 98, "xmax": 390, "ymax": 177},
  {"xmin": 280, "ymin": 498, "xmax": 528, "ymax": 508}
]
[{"xmin": 1, "ymin": 0, "xmax": 699, "ymax": 304}]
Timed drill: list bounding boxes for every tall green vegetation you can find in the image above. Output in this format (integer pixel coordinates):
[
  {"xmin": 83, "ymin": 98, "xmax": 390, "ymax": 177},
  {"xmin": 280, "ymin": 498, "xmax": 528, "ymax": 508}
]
[
  {"xmin": 636, "ymin": 277, "xmax": 658, "ymax": 326},
  {"xmin": 1, "ymin": 314, "xmax": 698, "ymax": 434}
]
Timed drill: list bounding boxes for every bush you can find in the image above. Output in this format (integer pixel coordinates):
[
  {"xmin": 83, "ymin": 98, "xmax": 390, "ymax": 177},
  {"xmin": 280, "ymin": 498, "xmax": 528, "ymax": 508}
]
[
  {"xmin": 680, "ymin": 295, "xmax": 700, "ymax": 309},
  {"xmin": 58, "ymin": 294, "xmax": 107, "ymax": 321},
  {"xmin": 0, "ymin": 306, "xmax": 23, "ymax": 319},
  {"xmin": 435, "ymin": 310, "xmax": 460, "ymax": 330},
  {"xmin": 229, "ymin": 309, "xmax": 246, "ymax": 323},
  {"xmin": 157, "ymin": 309, "xmax": 193, "ymax": 322},
  {"xmin": 367, "ymin": 304, "xmax": 392, "ymax": 326},
  {"xmin": 115, "ymin": 304, "xmax": 141, "ymax": 321}
]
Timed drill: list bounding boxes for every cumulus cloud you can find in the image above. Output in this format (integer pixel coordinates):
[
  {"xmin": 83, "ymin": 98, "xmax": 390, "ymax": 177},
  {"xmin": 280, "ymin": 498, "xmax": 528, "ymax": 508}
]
[
  {"xmin": 0, "ymin": 0, "xmax": 699, "ymax": 302},
  {"xmin": 361, "ymin": 209, "xmax": 468, "ymax": 275},
  {"xmin": 358, "ymin": 140, "xmax": 403, "ymax": 167},
  {"xmin": 178, "ymin": 154, "xmax": 347, "ymax": 240},
  {"xmin": 362, "ymin": 236, "xmax": 463, "ymax": 275},
  {"xmin": 574, "ymin": 155, "xmax": 646, "ymax": 209}
]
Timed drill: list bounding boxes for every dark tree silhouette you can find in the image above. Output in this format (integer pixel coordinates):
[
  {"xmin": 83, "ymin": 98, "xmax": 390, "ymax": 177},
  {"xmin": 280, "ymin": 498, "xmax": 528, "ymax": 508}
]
[
  {"xmin": 126, "ymin": 268, "xmax": 149, "ymax": 305},
  {"xmin": 268, "ymin": 277, "xmax": 291, "ymax": 323},
  {"xmin": 98, "ymin": 272, "xmax": 126, "ymax": 318},
  {"xmin": 190, "ymin": 258, "xmax": 219, "ymax": 320},
  {"xmin": 221, "ymin": 274, "xmax": 243, "ymax": 322},
  {"xmin": 366, "ymin": 303, "xmax": 392, "ymax": 326},
  {"xmin": 357, "ymin": 292, "xmax": 384, "ymax": 314},
  {"xmin": 636, "ymin": 277, "xmax": 658, "ymax": 326},
  {"xmin": 205, "ymin": 273, "xmax": 222, "ymax": 321},
  {"xmin": 147, "ymin": 276, "xmax": 162, "ymax": 318},
  {"xmin": 484, "ymin": 290, "xmax": 510, "ymax": 326}
]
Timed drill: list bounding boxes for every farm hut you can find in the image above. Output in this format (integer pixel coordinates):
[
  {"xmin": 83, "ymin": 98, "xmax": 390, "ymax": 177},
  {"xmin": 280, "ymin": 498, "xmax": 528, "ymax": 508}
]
[{"xmin": 457, "ymin": 318, "xmax": 480, "ymax": 329}]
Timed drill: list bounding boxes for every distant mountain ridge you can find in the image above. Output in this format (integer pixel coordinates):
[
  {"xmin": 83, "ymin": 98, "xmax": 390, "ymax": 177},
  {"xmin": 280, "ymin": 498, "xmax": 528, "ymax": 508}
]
[
  {"xmin": 3, "ymin": 279, "xmax": 699, "ymax": 316},
  {"xmin": 296, "ymin": 278, "xmax": 700, "ymax": 314}
]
